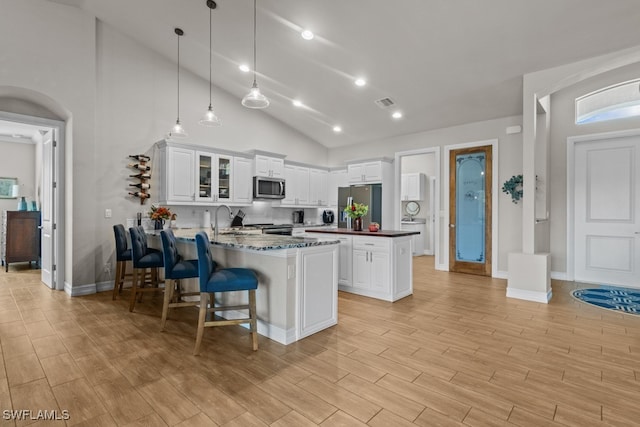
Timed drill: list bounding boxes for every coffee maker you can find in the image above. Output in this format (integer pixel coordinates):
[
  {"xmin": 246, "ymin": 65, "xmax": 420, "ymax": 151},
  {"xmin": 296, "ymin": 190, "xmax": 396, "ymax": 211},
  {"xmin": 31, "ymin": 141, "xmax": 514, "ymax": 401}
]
[{"xmin": 292, "ymin": 210, "xmax": 304, "ymax": 224}]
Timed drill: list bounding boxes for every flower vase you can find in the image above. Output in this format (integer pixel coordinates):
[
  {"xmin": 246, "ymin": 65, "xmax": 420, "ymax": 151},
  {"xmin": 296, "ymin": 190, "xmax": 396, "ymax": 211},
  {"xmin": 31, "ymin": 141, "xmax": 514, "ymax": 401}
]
[
  {"xmin": 154, "ymin": 219, "xmax": 164, "ymax": 230},
  {"xmin": 353, "ymin": 217, "xmax": 363, "ymax": 231}
]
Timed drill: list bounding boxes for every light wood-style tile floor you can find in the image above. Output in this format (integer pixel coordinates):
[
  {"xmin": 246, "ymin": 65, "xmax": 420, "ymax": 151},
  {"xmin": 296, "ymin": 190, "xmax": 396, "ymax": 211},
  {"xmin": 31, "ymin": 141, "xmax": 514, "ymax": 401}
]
[{"xmin": 1, "ymin": 258, "xmax": 639, "ymax": 426}]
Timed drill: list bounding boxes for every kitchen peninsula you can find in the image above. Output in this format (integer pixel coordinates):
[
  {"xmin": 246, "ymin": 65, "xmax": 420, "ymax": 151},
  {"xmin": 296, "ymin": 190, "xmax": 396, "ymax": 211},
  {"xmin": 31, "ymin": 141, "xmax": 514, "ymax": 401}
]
[
  {"xmin": 148, "ymin": 229, "xmax": 339, "ymax": 345},
  {"xmin": 306, "ymin": 228, "xmax": 418, "ymax": 302}
]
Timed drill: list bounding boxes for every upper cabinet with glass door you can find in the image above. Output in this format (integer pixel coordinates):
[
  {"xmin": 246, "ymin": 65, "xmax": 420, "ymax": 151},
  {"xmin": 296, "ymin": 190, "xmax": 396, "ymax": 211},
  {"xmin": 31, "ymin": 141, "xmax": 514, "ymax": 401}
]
[
  {"xmin": 157, "ymin": 141, "xmax": 251, "ymax": 206},
  {"xmin": 196, "ymin": 151, "xmax": 213, "ymax": 203}
]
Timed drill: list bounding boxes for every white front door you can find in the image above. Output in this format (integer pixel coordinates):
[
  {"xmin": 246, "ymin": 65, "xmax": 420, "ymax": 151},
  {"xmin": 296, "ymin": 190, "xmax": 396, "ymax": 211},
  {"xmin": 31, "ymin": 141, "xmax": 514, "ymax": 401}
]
[
  {"xmin": 41, "ymin": 129, "xmax": 55, "ymax": 288},
  {"xmin": 574, "ymin": 136, "xmax": 640, "ymax": 287}
]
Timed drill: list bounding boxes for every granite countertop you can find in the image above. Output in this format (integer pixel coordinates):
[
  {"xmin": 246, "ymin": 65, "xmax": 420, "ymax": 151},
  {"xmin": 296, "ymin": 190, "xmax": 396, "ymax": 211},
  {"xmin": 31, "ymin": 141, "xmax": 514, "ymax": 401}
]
[
  {"xmin": 148, "ymin": 228, "xmax": 340, "ymax": 251},
  {"xmin": 305, "ymin": 228, "xmax": 420, "ymax": 237}
]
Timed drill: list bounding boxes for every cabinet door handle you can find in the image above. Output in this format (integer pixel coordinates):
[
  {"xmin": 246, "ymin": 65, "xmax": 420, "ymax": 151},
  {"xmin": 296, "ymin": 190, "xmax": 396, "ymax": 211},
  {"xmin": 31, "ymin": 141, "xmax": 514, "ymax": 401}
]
[{"xmin": 364, "ymin": 243, "xmax": 374, "ymax": 246}]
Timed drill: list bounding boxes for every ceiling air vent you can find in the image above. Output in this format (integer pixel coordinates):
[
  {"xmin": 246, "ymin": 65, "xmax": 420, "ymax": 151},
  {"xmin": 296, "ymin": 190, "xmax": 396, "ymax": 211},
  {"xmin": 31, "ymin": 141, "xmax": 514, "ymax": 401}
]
[{"xmin": 374, "ymin": 97, "xmax": 395, "ymax": 109}]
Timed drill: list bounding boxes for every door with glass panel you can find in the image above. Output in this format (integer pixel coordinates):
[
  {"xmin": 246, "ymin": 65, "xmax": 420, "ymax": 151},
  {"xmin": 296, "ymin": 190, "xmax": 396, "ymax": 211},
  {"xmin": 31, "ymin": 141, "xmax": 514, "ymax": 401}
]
[{"xmin": 449, "ymin": 146, "xmax": 492, "ymax": 275}]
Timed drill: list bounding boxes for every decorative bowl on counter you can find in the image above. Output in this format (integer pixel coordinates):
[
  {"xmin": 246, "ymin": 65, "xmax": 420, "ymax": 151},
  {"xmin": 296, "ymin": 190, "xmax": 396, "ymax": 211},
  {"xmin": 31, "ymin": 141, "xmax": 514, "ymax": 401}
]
[{"xmin": 368, "ymin": 223, "xmax": 380, "ymax": 232}]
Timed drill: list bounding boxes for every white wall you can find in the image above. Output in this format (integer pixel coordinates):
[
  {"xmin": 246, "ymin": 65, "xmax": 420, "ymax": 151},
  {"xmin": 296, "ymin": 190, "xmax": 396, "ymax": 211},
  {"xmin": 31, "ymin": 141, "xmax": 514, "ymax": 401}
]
[
  {"xmin": 0, "ymin": 0, "xmax": 96, "ymax": 286},
  {"xmin": 549, "ymin": 61, "xmax": 640, "ymax": 273},
  {"xmin": 329, "ymin": 116, "xmax": 524, "ymax": 273},
  {"xmin": 0, "ymin": 141, "xmax": 35, "ymax": 213},
  {"xmin": 1, "ymin": 0, "xmax": 328, "ymax": 288}
]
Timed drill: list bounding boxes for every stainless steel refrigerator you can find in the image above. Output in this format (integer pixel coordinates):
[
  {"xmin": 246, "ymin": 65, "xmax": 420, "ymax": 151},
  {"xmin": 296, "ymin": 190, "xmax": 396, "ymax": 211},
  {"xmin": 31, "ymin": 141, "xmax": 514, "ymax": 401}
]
[{"xmin": 338, "ymin": 184, "xmax": 382, "ymax": 228}]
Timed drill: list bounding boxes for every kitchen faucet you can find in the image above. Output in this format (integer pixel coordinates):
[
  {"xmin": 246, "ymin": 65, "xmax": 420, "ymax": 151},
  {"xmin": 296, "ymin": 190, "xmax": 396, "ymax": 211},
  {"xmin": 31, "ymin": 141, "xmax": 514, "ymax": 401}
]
[{"xmin": 213, "ymin": 205, "xmax": 233, "ymax": 240}]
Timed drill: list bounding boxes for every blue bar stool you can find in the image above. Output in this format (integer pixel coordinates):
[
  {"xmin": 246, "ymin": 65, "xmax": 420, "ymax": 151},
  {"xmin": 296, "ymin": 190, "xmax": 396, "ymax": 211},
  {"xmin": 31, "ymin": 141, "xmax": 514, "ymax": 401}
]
[
  {"xmin": 159, "ymin": 229, "xmax": 202, "ymax": 331},
  {"xmin": 112, "ymin": 224, "xmax": 132, "ymax": 300},
  {"xmin": 129, "ymin": 226, "xmax": 164, "ymax": 312},
  {"xmin": 194, "ymin": 231, "xmax": 259, "ymax": 355}
]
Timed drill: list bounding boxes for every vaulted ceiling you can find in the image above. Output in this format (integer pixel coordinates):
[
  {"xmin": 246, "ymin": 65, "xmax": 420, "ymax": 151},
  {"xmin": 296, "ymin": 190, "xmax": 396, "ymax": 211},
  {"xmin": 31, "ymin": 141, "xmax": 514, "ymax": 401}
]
[{"xmin": 50, "ymin": 0, "xmax": 640, "ymax": 147}]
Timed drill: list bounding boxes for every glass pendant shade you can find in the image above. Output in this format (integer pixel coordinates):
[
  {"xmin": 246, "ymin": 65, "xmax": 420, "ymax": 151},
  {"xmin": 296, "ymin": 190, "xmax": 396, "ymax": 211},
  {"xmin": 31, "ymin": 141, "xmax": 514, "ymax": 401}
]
[
  {"xmin": 169, "ymin": 119, "xmax": 187, "ymax": 138},
  {"xmin": 199, "ymin": 105, "xmax": 221, "ymax": 126},
  {"xmin": 242, "ymin": 82, "xmax": 270, "ymax": 109}
]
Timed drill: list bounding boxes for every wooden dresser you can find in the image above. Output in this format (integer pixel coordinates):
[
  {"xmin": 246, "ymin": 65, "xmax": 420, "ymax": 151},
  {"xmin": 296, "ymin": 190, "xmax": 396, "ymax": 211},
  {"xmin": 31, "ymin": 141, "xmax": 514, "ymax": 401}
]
[{"xmin": 1, "ymin": 211, "xmax": 41, "ymax": 272}]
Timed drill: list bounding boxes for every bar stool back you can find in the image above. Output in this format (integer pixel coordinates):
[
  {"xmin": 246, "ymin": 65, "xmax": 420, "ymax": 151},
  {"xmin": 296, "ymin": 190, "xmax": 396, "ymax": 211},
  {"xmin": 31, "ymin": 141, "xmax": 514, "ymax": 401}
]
[
  {"xmin": 112, "ymin": 224, "xmax": 132, "ymax": 300},
  {"xmin": 159, "ymin": 229, "xmax": 201, "ymax": 330},
  {"xmin": 129, "ymin": 226, "xmax": 164, "ymax": 312}
]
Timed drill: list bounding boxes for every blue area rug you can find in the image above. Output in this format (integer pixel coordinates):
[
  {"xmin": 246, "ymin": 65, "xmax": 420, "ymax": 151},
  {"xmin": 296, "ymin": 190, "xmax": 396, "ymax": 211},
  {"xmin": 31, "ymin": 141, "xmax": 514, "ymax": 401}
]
[{"xmin": 572, "ymin": 286, "xmax": 640, "ymax": 315}]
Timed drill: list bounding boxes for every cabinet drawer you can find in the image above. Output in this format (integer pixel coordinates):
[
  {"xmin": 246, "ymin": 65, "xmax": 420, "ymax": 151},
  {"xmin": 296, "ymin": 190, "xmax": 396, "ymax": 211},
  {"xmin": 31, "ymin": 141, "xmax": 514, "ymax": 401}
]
[{"xmin": 352, "ymin": 236, "xmax": 389, "ymax": 251}]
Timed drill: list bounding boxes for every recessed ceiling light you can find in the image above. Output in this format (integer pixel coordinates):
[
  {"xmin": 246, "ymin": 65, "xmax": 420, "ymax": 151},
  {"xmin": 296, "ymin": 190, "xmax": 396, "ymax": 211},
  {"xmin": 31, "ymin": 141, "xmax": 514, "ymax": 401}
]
[
  {"xmin": 392, "ymin": 111, "xmax": 403, "ymax": 119},
  {"xmin": 239, "ymin": 64, "xmax": 250, "ymax": 72},
  {"xmin": 301, "ymin": 30, "xmax": 314, "ymax": 40},
  {"xmin": 354, "ymin": 78, "xmax": 366, "ymax": 87},
  {"xmin": 292, "ymin": 100, "xmax": 303, "ymax": 107},
  {"xmin": 333, "ymin": 126, "xmax": 342, "ymax": 133}
]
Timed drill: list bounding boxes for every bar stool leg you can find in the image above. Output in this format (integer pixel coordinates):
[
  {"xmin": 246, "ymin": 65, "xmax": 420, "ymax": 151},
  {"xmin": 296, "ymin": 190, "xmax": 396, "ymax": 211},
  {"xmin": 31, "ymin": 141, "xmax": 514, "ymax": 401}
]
[
  {"xmin": 249, "ymin": 289, "xmax": 258, "ymax": 351},
  {"xmin": 194, "ymin": 292, "xmax": 209, "ymax": 356},
  {"xmin": 160, "ymin": 278, "xmax": 175, "ymax": 331},
  {"xmin": 129, "ymin": 268, "xmax": 139, "ymax": 312},
  {"xmin": 112, "ymin": 260, "xmax": 122, "ymax": 301}
]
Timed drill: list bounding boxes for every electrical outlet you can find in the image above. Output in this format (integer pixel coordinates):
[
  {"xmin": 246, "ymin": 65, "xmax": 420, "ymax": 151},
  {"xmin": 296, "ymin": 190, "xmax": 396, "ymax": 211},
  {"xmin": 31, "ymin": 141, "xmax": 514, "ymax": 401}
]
[
  {"xmin": 105, "ymin": 208, "xmax": 112, "ymax": 218},
  {"xmin": 104, "ymin": 262, "xmax": 111, "ymax": 276}
]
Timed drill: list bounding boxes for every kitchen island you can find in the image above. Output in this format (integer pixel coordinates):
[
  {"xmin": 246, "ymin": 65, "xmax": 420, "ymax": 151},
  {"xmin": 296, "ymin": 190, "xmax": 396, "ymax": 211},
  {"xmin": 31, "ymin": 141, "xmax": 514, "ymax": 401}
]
[
  {"xmin": 147, "ymin": 229, "xmax": 340, "ymax": 345},
  {"xmin": 306, "ymin": 228, "xmax": 419, "ymax": 302}
]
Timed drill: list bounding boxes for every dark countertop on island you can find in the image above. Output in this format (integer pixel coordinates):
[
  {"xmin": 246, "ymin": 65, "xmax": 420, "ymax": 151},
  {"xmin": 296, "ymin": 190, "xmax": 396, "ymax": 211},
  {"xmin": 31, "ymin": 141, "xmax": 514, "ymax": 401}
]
[{"xmin": 305, "ymin": 228, "xmax": 419, "ymax": 237}]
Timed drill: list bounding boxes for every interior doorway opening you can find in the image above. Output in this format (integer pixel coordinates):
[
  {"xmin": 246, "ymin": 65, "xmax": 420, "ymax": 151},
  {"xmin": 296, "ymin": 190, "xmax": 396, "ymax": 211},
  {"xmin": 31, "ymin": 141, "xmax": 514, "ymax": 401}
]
[
  {"xmin": 394, "ymin": 147, "xmax": 440, "ymax": 267},
  {"xmin": 0, "ymin": 111, "xmax": 65, "ymax": 290}
]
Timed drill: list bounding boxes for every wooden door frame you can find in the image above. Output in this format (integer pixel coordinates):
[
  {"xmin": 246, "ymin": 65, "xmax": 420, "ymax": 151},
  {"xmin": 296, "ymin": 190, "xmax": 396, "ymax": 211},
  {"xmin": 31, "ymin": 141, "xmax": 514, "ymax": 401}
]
[
  {"xmin": 444, "ymin": 139, "xmax": 498, "ymax": 277},
  {"xmin": 566, "ymin": 128, "xmax": 640, "ymax": 283}
]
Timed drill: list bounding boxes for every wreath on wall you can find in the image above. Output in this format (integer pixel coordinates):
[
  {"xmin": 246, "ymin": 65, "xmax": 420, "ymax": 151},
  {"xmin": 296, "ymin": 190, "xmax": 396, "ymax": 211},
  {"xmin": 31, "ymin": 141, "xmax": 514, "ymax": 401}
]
[{"xmin": 502, "ymin": 174, "xmax": 523, "ymax": 204}]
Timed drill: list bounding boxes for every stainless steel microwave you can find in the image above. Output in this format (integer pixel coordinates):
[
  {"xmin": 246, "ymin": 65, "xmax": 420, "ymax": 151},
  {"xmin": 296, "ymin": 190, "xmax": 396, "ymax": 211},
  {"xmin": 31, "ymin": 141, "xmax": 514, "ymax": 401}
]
[{"xmin": 253, "ymin": 176, "xmax": 285, "ymax": 199}]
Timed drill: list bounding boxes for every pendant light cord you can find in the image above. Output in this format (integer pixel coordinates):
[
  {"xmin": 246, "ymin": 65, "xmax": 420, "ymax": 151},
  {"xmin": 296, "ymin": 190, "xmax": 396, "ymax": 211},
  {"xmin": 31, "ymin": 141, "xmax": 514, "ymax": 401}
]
[
  {"xmin": 252, "ymin": 0, "xmax": 257, "ymax": 85},
  {"xmin": 177, "ymin": 31, "xmax": 181, "ymax": 122},
  {"xmin": 208, "ymin": 5, "xmax": 212, "ymax": 107}
]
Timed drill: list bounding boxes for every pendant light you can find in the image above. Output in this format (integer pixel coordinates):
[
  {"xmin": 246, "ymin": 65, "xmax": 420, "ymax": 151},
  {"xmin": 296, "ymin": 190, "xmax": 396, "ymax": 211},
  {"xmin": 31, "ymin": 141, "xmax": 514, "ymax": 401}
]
[
  {"xmin": 168, "ymin": 28, "xmax": 187, "ymax": 138},
  {"xmin": 199, "ymin": 0, "xmax": 221, "ymax": 126},
  {"xmin": 241, "ymin": 0, "xmax": 269, "ymax": 109}
]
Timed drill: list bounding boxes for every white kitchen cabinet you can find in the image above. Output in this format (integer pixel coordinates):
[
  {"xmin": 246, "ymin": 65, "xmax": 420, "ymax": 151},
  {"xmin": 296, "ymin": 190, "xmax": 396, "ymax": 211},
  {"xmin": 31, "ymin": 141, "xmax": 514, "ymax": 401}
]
[
  {"xmin": 400, "ymin": 222, "xmax": 425, "ymax": 255},
  {"xmin": 282, "ymin": 165, "xmax": 310, "ymax": 206},
  {"xmin": 297, "ymin": 245, "xmax": 338, "ymax": 340},
  {"xmin": 401, "ymin": 173, "xmax": 426, "ymax": 201},
  {"xmin": 334, "ymin": 235, "xmax": 353, "ymax": 287},
  {"xmin": 309, "ymin": 168, "xmax": 328, "ymax": 206},
  {"xmin": 255, "ymin": 154, "xmax": 284, "ymax": 178},
  {"xmin": 159, "ymin": 141, "xmax": 245, "ymax": 206},
  {"xmin": 327, "ymin": 169, "xmax": 347, "ymax": 206},
  {"xmin": 162, "ymin": 145, "xmax": 195, "ymax": 203},
  {"xmin": 305, "ymin": 230, "xmax": 413, "ymax": 302},
  {"xmin": 233, "ymin": 156, "xmax": 253, "ymax": 204},
  {"xmin": 195, "ymin": 151, "xmax": 233, "ymax": 203},
  {"xmin": 352, "ymin": 237, "xmax": 390, "ymax": 293},
  {"xmin": 347, "ymin": 161, "xmax": 386, "ymax": 184}
]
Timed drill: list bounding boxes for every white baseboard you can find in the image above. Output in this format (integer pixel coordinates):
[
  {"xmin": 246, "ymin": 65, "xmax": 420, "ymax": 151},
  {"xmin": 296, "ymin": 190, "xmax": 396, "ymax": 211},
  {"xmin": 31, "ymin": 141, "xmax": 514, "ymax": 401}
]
[
  {"xmin": 506, "ymin": 287, "xmax": 552, "ymax": 304},
  {"xmin": 495, "ymin": 270, "xmax": 508, "ymax": 279},
  {"xmin": 65, "ymin": 282, "xmax": 97, "ymax": 297},
  {"xmin": 96, "ymin": 281, "xmax": 114, "ymax": 293},
  {"xmin": 551, "ymin": 271, "xmax": 568, "ymax": 281}
]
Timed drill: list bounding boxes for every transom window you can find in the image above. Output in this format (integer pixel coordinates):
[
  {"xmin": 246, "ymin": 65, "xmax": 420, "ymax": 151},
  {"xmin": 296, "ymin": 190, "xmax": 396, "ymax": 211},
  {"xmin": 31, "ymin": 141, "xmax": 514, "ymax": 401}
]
[{"xmin": 576, "ymin": 79, "xmax": 640, "ymax": 124}]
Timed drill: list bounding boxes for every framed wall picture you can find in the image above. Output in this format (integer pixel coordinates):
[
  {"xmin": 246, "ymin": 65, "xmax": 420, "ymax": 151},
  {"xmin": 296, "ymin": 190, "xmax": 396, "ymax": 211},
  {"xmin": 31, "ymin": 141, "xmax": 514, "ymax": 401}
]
[{"xmin": 0, "ymin": 177, "xmax": 18, "ymax": 198}]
